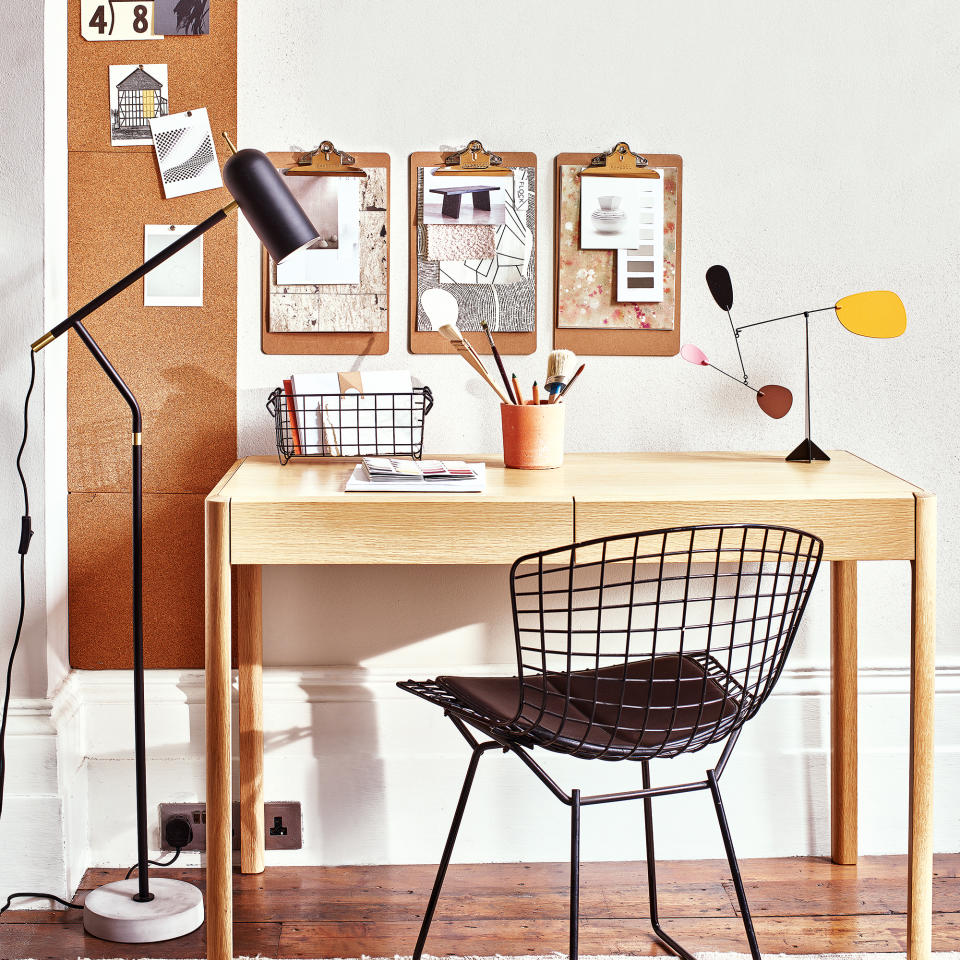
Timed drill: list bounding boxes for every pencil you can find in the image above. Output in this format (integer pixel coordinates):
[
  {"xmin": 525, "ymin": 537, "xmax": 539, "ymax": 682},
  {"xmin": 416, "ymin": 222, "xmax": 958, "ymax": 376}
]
[
  {"xmin": 512, "ymin": 373, "xmax": 524, "ymax": 405},
  {"xmin": 481, "ymin": 320, "xmax": 517, "ymax": 403},
  {"xmin": 532, "ymin": 381, "xmax": 540, "ymax": 405}
]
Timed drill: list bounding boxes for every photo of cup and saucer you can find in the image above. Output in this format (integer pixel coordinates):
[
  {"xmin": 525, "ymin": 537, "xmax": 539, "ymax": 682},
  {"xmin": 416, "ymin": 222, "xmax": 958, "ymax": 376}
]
[{"xmin": 590, "ymin": 195, "xmax": 627, "ymax": 235}]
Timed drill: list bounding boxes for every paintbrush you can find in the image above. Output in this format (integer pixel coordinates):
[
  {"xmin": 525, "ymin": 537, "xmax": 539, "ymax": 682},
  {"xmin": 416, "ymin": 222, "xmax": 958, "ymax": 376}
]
[
  {"xmin": 545, "ymin": 349, "xmax": 576, "ymax": 399},
  {"xmin": 436, "ymin": 324, "xmax": 510, "ymax": 404},
  {"xmin": 558, "ymin": 363, "xmax": 585, "ymax": 399},
  {"xmin": 480, "ymin": 319, "xmax": 517, "ymax": 403}
]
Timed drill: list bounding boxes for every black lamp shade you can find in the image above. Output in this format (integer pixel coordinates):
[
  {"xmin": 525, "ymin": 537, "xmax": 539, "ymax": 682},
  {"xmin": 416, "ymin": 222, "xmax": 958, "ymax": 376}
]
[{"xmin": 223, "ymin": 148, "xmax": 319, "ymax": 263}]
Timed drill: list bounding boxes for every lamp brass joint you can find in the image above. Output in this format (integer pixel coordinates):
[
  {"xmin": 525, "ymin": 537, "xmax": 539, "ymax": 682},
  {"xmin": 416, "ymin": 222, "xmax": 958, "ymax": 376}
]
[
  {"xmin": 132, "ymin": 432, "xmax": 142, "ymax": 446},
  {"xmin": 222, "ymin": 199, "xmax": 239, "ymax": 216},
  {"xmin": 31, "ymin": 331, "xmax": 55, "ymax": 352}
]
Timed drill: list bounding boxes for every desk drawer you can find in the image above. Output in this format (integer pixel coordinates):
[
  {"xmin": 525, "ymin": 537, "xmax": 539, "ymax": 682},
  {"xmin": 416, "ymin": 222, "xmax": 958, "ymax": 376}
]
[
  {"xmin": 574, "ymin": 498, "xmax": 916, "ymax": 561},
  {"xmin": 230, "ymin": 500, "xmax": 574, "ymax": 564}
]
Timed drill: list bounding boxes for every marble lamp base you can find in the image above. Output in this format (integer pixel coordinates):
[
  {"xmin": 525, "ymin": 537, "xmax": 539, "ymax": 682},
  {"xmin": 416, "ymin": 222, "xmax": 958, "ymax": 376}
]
[{"xmin": 83, "ymin": 877, "xmax": 204, "ymax": 943}]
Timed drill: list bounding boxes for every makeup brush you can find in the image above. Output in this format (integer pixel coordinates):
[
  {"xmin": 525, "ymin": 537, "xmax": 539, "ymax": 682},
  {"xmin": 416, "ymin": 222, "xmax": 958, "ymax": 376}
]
[
  {"xmin": 545, "ymin": 349, "xmax": 576, "ymax": 398},
  {"xmin": 421, "ymin": 288, "xmax": 509, "ymax": 403},
  {"xmin": 436, "ymin": 324, "xmax": 510, "ymax": 403}
]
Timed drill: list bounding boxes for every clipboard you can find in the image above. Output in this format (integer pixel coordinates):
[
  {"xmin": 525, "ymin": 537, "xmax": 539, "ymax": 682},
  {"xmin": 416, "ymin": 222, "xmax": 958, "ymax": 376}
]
[
  {"xmin": 554, "ymin": 144, "xmax": 682, "ymax": 356},
  {"xmin": 261, "ymin": 142, "xmax": 390, "ymax": 355},
  {"xmin": 410, "ymin": 141, "xmax": 537, "ymax": 356}
]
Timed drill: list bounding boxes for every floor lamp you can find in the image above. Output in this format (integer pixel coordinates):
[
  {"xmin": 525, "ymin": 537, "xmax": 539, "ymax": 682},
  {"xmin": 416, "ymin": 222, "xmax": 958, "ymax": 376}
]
[{"xmin": 30, "ymin": 144, "xmax": 319, "ymax": 943}]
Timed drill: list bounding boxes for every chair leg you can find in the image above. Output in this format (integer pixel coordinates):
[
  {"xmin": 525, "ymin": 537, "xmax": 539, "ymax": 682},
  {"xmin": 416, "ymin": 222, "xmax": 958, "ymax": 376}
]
[
  {"xmin": 570, "ymin": 788, "xmax": 580, "ymax": 960},
  {"xmin": 641, "ymin": 761, "xmax": 697, "ymax": 960},
  {"xmin": 413, "ymin": 744, "xmax": 485, "ymax": 960},
  {"xmin": 707, "ymin": 768, "xmax": 762, "ymax": 960}
]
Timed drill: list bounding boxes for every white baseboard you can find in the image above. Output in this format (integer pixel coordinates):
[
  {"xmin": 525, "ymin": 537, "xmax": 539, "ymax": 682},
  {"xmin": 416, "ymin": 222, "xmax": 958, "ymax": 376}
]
[{"xmin": 3, "ymin": 660, "xmax": 958, "ymax": 906}]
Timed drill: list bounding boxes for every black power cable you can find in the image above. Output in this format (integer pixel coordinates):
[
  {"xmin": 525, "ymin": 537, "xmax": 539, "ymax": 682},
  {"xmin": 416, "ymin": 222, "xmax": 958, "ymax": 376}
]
[{"xmin": 0, "ymin": 352, "xmax": 82, "ymax": 918}]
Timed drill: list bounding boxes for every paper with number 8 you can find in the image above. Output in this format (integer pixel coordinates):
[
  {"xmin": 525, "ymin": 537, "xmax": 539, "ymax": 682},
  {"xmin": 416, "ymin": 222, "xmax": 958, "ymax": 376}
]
[{"xmin": 81, "ymin": 0, "xmax": 161, "ymax": 41}]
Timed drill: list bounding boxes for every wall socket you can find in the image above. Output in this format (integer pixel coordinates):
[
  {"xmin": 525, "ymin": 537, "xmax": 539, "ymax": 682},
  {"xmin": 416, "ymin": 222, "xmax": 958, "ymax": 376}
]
[{"xmin": 158, "ymin": 801, "xmax": 302, "ymax": 852}]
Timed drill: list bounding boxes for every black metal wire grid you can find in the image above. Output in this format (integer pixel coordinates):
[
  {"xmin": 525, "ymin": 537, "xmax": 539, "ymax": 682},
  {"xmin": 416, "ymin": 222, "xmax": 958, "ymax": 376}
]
[{"xmin": 266, "ymin": 386, "xmax": 433, "ymax": 463}]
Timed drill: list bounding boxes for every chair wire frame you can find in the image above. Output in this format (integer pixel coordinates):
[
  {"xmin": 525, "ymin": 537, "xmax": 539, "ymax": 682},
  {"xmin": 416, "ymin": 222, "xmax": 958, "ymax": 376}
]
[{"xmin": 398, "ymin": 524, "xmax": 824, "ymax": 960}]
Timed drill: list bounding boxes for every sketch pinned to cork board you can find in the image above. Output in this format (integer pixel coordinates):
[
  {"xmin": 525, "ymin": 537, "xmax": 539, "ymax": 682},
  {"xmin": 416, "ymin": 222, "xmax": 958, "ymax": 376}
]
[{"xmin": 109, "ymin": 64, "xmax": 169, "ymax": 145}]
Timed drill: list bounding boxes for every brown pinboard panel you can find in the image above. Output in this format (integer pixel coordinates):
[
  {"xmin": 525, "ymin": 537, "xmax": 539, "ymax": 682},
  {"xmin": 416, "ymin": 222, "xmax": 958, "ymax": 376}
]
[
  {"xmin": 68, "ymin": 4, "xmax": 238, "ymax": 154},
  {"xmin": 67, "ymin": 2, "xmax": 238, "ymax": 670},
  {"xmin": 68, "ymin": 492, "xmax": 237, "ymax": 669},
  {"xmin": 67, "ymin": 152, "xmax": 237, "ymax": 493}
]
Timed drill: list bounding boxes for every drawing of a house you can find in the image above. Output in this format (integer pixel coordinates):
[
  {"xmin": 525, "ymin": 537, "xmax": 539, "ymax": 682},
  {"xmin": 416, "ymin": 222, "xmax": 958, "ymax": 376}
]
[{"xmin": 112, "ymin": 66, "xmax": 168, "ymax": 141}]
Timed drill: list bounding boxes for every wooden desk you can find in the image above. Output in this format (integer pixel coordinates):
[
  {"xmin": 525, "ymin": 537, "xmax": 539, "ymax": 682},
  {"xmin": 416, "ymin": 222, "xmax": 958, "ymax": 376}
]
[{"xmin": 204, "ymin": 451, "xmax": 935, "ymax": 960}]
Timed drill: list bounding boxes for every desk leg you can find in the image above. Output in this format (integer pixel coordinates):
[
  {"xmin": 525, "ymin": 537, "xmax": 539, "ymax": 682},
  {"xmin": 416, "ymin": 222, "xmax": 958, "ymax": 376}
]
[
  {"xmin": 908, "ymin": 492, "xmax": 936, "ymax": 960},
  {"xmin": 205, "ymin": 500, "xmax": 233, "ymax": 960},
  {"xmin": 830, "ymin": 560, "xmax": 858, "ymax": 865},
  {"xmin": 238, "ymin": 564, "xmax": 265, "ymax": 874}
]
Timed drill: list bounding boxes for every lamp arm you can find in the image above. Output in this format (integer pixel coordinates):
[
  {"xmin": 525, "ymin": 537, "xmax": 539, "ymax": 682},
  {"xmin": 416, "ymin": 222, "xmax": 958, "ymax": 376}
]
[
  {"xmin": 734, "ymin": 305, "xmax": 835, "ymax": 335},
  {"xmin": 31, "ymin": 201, "xmax": 237, "ymax": 352},
  {"xmin": 70, "ymin": 319, "xmax": 142, "ymax": 432}
]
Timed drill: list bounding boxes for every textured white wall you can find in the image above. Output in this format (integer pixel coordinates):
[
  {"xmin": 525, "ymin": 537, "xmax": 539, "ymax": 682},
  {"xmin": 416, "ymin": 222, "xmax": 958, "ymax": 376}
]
[
  {"xmin": 0, "ymin": 1, "xmax": 47, "ymax": 699},
  {"xmin": 236, "ymin": 0, "xmax": 955, "ymax": 670},
  {"xmin": 228, "ymin": 0, "xmax": 960, "ymax": 861}
]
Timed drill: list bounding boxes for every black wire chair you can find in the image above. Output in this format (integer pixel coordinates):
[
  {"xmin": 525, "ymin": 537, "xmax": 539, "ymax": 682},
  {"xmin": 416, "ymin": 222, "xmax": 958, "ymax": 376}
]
[{"xmin": 399, "ymin": 523, "xmax": 824, "ymax": 960}]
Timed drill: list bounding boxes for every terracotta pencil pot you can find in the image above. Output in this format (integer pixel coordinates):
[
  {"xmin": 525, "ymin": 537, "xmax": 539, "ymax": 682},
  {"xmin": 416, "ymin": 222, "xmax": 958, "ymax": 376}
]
[{"xmin": 500, "ymin": 402, "xmax": 565, "ymax": 469}]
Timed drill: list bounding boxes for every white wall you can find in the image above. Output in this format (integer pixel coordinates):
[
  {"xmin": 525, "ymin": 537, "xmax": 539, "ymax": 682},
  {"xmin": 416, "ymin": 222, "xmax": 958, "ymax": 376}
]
[
  {"xmin": 0, "ymin": 0, "xmax": 47, "ymax": 701},
  {"xmin": 0, "ymin": 0, "xmax": 76, "ymax": 906},
  {"xmin": 227, "ymin": 0, "xmax": 960, "ymax": 864}
]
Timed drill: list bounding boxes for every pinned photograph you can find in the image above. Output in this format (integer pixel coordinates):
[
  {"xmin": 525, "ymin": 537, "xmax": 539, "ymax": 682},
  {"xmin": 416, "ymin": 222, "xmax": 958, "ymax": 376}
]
[
  {"xmin": 579, "ymin": 173, "xmax": 663, "ymax": 250},
  {"xmin": 422, "ymin": 167, "xmax": 507, "ymax": 225},
  {"xmin": 143, "ymin": 225, "xmax": 203, "ymax": 306},
  {"xmin": 275, "ymin": 175, "xmax": 360, "ymax": 285},
  {"xmin": 109, "ymin": 64, "xmax": 168, "ymax": 145},
  {"xmin": 149, "ymin": 107, "xmax": 223, "ymax": 199},
  {"xmin": 154, "ymin": 0, "xmax": 210, "ymax": 35}
]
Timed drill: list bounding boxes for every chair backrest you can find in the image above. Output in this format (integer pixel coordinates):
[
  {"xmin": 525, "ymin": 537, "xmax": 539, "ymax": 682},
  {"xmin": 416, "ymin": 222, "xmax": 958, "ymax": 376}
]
[{"xmin": 509, "ymin": 524, "xmax": 823, "ymax": 760}]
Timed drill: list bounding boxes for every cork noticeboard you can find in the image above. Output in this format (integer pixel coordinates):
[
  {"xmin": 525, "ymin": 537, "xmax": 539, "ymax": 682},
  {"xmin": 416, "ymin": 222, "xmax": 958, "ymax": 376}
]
[
  {"xmin": 409, "ymin": 151, "xmax": 537, "ymax": 356},
  {"xmin": 553, "ymin": 152, "xmax": 683, "ymax": 356},
  {"xmin": 67, "ymin": 2, "xmax": 238, "ymax": 669},
  {"xmin": 261, "ymin": 151, "xmax": 390, "ymax": 355}
]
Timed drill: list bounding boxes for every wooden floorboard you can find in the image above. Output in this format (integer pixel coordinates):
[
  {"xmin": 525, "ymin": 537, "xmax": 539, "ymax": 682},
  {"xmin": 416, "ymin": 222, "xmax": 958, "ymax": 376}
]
[{"xmin": 1, "ymin": 855, "xmax": 958, "ymax": 959}]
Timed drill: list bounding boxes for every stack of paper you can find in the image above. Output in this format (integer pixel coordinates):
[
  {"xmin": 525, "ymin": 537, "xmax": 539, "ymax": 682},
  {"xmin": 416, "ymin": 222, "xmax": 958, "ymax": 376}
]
[
  {"xmin": 362, "ymin": 458, "xmax": 478, "ymax": 483},
  {"xmin": 346, "ymin": 461, "xmax": 485, "ymax": 493}
]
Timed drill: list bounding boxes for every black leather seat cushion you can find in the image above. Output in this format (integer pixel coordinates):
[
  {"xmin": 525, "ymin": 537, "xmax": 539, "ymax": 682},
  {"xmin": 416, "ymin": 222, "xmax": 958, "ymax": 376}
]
[{"xmin": 438, "ymin": 654, "xmax": 741, "ymax": 759}]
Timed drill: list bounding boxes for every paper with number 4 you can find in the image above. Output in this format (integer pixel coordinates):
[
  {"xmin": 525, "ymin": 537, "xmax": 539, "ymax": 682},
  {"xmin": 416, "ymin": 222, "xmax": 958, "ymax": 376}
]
[{"xmin": 82, "ymin": 0, "xmax": 162, "ymax": 40}]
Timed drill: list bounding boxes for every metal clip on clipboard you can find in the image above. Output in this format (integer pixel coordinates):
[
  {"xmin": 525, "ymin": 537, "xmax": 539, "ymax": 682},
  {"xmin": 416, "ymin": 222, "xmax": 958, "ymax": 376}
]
[
  {"xmin": 434, "ymin": 139, "xmax": 513, "ymax": 177},
  {"xmin": 580, "ymin": 141, "xmax": 661, "ymax": 180},
  {"xmin": 284, "ymin": 140, "xmax": 367, "ymax": 178}
]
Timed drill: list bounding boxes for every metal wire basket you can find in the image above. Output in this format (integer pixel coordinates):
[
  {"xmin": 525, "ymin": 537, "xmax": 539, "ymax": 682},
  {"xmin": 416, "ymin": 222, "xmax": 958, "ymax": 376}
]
[{"xmin": 266, "ymin": 386, "xmax": 433, "ymax": 464}]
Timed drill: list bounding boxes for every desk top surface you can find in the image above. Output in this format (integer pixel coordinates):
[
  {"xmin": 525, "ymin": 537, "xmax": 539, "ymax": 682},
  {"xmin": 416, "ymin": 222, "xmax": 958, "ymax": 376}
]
[{"xmin": 210, "ymin": 450, "xmax": 924, "ymax": 505}]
